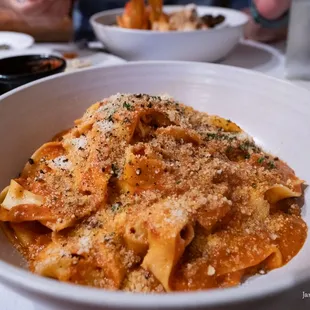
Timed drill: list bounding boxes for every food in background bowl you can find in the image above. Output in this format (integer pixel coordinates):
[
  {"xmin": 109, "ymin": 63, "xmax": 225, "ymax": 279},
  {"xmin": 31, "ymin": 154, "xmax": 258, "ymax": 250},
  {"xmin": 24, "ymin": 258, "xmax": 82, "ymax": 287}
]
[
  {"xmin": 0, "ymin": 93, "xmax": 306, "ymax": 292},
  {"xmin": 117, "ymin": 1, "xmax": 225, "ymax": 31},
  {"xmin": 90, "ymin": 6, "xmax": 248, "ymax": 61}
]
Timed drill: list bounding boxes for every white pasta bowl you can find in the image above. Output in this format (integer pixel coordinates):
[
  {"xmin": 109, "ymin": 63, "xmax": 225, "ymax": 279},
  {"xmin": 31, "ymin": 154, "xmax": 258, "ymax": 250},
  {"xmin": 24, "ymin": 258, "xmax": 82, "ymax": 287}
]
[
  {"xmin": 0, "ymin": 62, "xmax": 309, "ymax": 310},
  {"xmin": 90, "ymin": 6, "xmax": 248, "ymax": 61}
]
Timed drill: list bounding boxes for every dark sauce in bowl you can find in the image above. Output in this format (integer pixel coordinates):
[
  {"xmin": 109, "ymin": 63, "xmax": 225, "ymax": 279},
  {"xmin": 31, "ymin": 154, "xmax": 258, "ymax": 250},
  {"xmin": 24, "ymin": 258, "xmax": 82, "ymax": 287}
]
[{"xmin": 0, "ymin": 55, "xmax": 66, "ymax": 95}]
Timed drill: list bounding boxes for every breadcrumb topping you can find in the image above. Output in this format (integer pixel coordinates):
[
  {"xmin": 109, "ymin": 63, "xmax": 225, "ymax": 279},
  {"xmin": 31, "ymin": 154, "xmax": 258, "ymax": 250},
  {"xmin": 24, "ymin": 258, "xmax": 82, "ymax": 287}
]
[{"xmin": 0, "ymin": 93, "xmax": 306, "ymax": 293}]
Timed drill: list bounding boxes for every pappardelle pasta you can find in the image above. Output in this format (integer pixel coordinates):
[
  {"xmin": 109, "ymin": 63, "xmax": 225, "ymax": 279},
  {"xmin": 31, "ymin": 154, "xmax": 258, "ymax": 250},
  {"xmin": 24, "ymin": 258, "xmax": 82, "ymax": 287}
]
[{"xmin": 0, "ymin": 94, "xmax": 307, "ymax": 292}]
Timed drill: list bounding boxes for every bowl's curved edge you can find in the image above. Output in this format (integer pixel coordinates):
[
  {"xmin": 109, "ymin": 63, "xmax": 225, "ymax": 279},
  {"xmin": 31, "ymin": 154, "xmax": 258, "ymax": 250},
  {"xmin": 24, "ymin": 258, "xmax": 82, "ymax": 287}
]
[
  {"xmin": 0, "ymin": 258, "xmax": 307, "ymax": 309},
  {"xmin": 2, "ymin": 61, "xmax": 310, "ymax": 103}
]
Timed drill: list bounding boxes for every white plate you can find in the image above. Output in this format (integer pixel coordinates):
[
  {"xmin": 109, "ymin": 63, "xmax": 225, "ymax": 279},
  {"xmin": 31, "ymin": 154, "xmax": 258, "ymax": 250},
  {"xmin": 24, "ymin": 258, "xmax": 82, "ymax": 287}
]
[
  {"xmin": 42, "ymin": 42, "xmax": 126, "ymax": 69},
  {"xmin": 0, "ymin": 31, "xmax": 34, "ymax": 50},
  {"xmin": 0, "ymin": 62, "xmax": 309, "ymax": 310},
  {"xmin": 91, "ymin": 6, "xmax": 248, "ymax": 62}
]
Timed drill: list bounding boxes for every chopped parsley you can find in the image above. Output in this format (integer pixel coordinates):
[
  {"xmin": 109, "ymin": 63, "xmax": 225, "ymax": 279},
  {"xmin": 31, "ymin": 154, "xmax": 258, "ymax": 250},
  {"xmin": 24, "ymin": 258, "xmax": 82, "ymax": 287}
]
[
  {"xmin": 206, "ymin": 132, "xmax": 237, "ymax": 142},
  {"xmin": 267, "ymin": 161, "xmax": 276, "ymax": 169},
  {"xmin": 239, "ymin": 144, "xmax": 247, "ymax": 151},
  {"xmin": 257, "ymin": 157, "xmax": 265, "ymax": 164},
  {"xmin": 239, "ymin": 141, "xmax": 251, "ymax": 151},
  {"xmin": 107, "ymin": 114, "xmax": 114, "ymax": 122},
  {"xmin": 106, "ymin": 109, "xmax": 116, "ymax": 123},
  {"xmin": 206, "ymin": 133, "xmax": 218, "ymax": 140},
  {"xmin": 257, "ymin": 157, "xmax": 276, "ymax": 169},
  {"xmin": 151, "ymin": 95, "xmax": 161, "ymax": 100},
  {"xmin": 123, "ymin": 102, "xmax": 132, "ymax": 110}
]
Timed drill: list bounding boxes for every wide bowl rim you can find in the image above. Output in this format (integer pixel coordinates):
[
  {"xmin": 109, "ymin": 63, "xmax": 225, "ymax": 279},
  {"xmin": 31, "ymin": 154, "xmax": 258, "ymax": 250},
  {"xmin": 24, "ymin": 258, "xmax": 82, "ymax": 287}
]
[
  {"xmin": 0, "ymin": 61, "xmax": 309, "ymax": 308},
  {"xmin": 90, "ymin": 5, "xmax": 249, "ymax": 35}
]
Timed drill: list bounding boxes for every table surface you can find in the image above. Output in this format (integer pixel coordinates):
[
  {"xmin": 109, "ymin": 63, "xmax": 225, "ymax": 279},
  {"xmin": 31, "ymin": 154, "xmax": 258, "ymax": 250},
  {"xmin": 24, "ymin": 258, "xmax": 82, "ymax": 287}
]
[
  {"xmin": 32, "ymin": 39, "xmax": 310, "ymax": 91},
  {"xmin": 0, "ymin": 39, "xmax": 309, "ymax": 310}
]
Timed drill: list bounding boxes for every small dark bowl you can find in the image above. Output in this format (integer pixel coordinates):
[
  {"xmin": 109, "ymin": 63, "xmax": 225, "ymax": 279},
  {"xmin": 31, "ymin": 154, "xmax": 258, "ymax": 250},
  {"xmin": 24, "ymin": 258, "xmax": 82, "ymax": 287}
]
[{"xmin": 0, "ymin": 55, "xmax": 67, "ymax": 95}]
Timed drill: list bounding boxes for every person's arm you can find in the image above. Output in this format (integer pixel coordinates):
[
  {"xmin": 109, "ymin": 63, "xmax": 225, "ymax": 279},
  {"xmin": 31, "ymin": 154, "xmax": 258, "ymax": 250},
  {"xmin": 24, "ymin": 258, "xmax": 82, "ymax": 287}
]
[
  {"xmin": 254, "ymin": 0, "xmax": 291, "ymax": 20},
  {"xmin": 245, "ymin": 0, "xmax": 291, "ymax": 43}
]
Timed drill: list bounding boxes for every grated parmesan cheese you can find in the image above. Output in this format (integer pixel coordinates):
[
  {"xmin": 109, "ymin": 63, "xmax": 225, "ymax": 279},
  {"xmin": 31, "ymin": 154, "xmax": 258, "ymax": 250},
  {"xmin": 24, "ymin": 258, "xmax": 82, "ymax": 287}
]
[
  {"xmin": 109, "ymin": 93, "xmax": 123, "ymax": 102},
  {"xmin": 236, "ymin": 132, "xmax": 252, "ymax": 141},
  {"xmin": 96, "ymin": 120, "xmax": 114, "ymax": 133},
  {"xmin": 6, "ymin": 93, "xmax": 305, "ymax": 293},
  {"xmin": 270, "ymin": 233, "xmax": 278, "ymax": 240},
  {"xmin": 207, "ymin": 265, "xmax": 216, "ymax": 276},
  {"xmin": 160, "ymin": 93, "xmax": 173, "ymax": 100},
  {"xmin": 166, "ymin": 110, "xmax": 177, "ymax": 122},
  {"xmin": 70, "ymin": 136, "xmax": 87, "ymax": 150},
  {"xmin": 48, "ymin": 156, "xmax": 72, "ymax": 171},
  {"xmin": 171, "ymin": 209, "xmax": 185, "ymax": 220},
  {"xmin": 77, "ymin": 236, "xmax": 91, "ymax": 255},
  {"xmin": 164, "ymin": 207, "xmax": 186, "ymax": 224}
]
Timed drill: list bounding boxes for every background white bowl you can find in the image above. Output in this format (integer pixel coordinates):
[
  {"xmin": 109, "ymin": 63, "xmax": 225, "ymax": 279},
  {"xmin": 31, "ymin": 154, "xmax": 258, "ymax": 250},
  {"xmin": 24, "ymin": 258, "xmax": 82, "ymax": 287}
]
[
  {"xmin": 90, "ymin": 6, "xmax": 248, "ymax": 62},
  {"xmin": 0, "ymin": 62, "xmax": 309, "ymax": 310}
]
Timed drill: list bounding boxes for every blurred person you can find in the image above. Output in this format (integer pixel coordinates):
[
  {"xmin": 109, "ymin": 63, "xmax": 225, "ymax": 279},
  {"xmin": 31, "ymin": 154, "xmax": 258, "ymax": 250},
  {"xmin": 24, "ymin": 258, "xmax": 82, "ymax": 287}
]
[
  {"xmin": 244, "ymin": 0, "xmax": 290, "ymax": 42},
  {"xmin": 1, "ymin": 0, "xmax": 72, "ymax": 27},
  {"xmin": 2, "ymin": 0, "xmax": 291, "ymax": 42}
]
